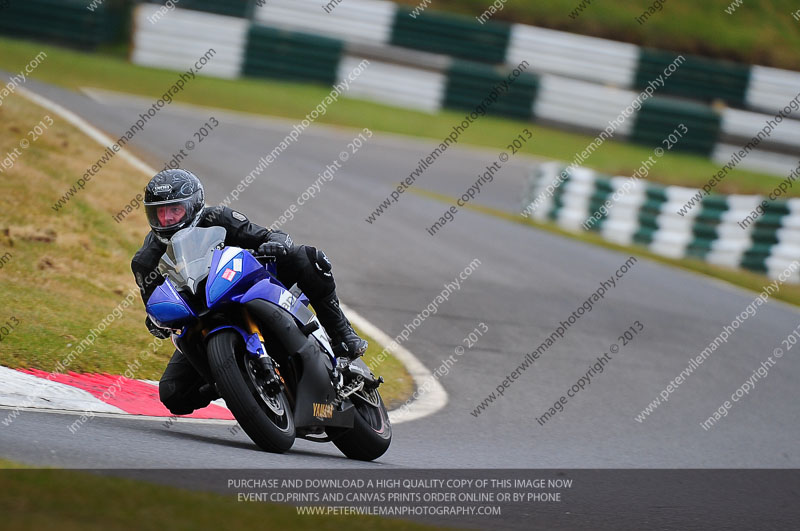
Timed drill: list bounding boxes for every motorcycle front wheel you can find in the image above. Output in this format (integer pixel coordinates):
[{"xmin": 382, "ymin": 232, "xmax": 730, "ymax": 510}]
[{"xmin": 208, "ymin": 330, "xmax": 295, "ymax": 453}]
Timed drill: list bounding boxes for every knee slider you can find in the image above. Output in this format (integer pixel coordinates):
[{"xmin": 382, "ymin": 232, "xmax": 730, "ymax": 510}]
[{"xmin": 305, "ymin": 246, "xmax": 332, "ymax": 278}]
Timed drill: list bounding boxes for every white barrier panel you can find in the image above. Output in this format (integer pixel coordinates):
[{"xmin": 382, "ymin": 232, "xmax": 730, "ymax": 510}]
[
  {"xmin": 255, "ymin": 0, "xmax": 396, "ymax": 46},
  {"xmin": 705, "ymin": 195, "xmax": 762, "ymax": 269},
  {"xmin": 770, "ymin": 199, "xmax": 800, "ymax": 281},
  {"xmin": 534, "ymin": 75, "xmax": 638, "ymax": 136},
  {"xmin": 555, "ymin": 167, "xmax": 595, "ymax": 230},
  {"xmin": 651, "ymin": 187, "xmax": 703, "ymax": 259},
  {"xmin": 524, "ymin": 162, "xmax": 561, "ymax": 221},
  {"xmin": 601, "ymin": 177, "xmax": 647, "ymax": 247},
  {"xmin": 337, "ymin": 56, "xmax": 445, "ymax": 113},
  {"xmin": 507, "ymin": 24, "xmax": 639, "ymax": 88},
  {"xmin": 746, "ymin": 66, "xmax": 800, "ymax": 115},
  {"xmin": 721, "ymin": 108, "xmax": 800, "ymax": 150},
  {"xmin": 712, "ymin": 144, "xmax": 800, "ymax": 178},
  {"xmin": 131, "ymin": 6, "xmax": 248, "ymax": 79}
]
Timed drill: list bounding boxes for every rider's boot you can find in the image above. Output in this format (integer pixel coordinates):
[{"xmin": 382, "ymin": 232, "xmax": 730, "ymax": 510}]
[{"xmin": 314, "ymin": 291, "xmax": 368, "ymax": 360}]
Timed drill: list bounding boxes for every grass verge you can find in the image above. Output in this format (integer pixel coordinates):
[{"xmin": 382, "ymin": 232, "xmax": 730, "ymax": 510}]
[
  {"xmin": 410, "ymin": 187, "xmax": 800, "ymax": 307},
  {"xmin": 394, "ymin": 0, "xmax": 800, "ymax": 70},
  {"xmin": 0, "ymin": 93, "xmax": 411, "ymax": 406},
  {"xmin": 0, "ymin": 36, "xmax": 794, "ymax": 198},
  {"xmin": 0, "ymin": 459, "xmax": 443, "ymax": 530}
]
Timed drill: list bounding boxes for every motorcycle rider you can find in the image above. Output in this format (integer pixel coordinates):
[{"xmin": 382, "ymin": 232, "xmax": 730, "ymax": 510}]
[{"xmin": 131, "ymin": 169, "xmax": 367, "ymax": 415}]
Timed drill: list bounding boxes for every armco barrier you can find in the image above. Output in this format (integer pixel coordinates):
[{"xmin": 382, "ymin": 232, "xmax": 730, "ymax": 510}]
[
  {"xmin": 170, "ymin": 0, "xmax": 252, "ymax": 18},
  {"xmin": 532, "ymin": 76, "xmax": 638, "ymax": 137},
  {"xmin": 255, "ymin": 0, "xmax": 396, "ymax": 46},
  {"xmin": 391, "ymin": 7, "xmax": 511, "ymax": 65},
  {"xmin": 507, "ymin": 24, "xmax": 639, "ymax": 88},
  {"xmin": 523, "ymin": 162, "xmax": 800, "ymax": 282},
  {"xmin": 128, "ymin": 4, "xmax": 797, "ymax": 176},
  {"xmin": 746, "ymin": 66, "xmax": 800, "ymax": 115},
  {"xmin": 0, "ymin": 0, "xmax": 126, "ymax": 49},
  {"xmin": 131, "ymin": 6, "xmax": 248, "ymax": 79},
  {"xmin": 444, "ymin": 61, "xmax": 538, "ymax": 121},
  {"xmin": 9, "ymin": 0, "xmax": 797, "ymax": 121},
  {"xmin": 635, "ymin": 49, "xmax": 751, "ymax": 107},
  {"xmin": 243, "ymin": 26, "xmax": 343, "ymax": 85},
  {"xmin": 719, "ymin": 108, "xmax": 800, "ymax": 153},
  {"xmin": 251, "ymin": 0, "xmax": 800, "ymax": 116},
  {"xmin": 630, "ymin": 98, "xmax": 722, "ymax": 156},
  {"xmin": 336, "ymin": 56, "xmax": 446, "ymax": 113}
]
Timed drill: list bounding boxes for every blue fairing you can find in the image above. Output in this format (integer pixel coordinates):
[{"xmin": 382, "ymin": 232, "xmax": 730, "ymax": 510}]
[
  {"xmin": 206, "ymin": 247, "xmax": 269, "ymax": 306},
  {"xmin": 207, "ymin": 325, "xmax": 265, "ymax": 357},
  {"xmin": 146, "ymin": 279, "xmax": 197, "ymax": 328},
  {"xmin": 241, "ymin": 279, "xmax": 310, "ymax": 324},
  {"xmin": 148, "ymin": 240, "xmax": 313, "ymax": 335}
]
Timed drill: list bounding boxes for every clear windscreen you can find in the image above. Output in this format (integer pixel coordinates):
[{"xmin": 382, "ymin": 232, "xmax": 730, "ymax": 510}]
[{"xmin": 158, "ymin": 226, "xmax": 226, "ymax": 294}]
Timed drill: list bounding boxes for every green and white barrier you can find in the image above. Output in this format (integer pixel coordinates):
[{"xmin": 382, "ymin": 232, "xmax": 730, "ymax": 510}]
[
  {"xmin": 523, "ymin": 162, "xmax": 800, "ymax": 282},
  {"xmin": 126, "ymin": 2, "xmax": 799, "ymax": 176},
  {"xmin": 246, "ymin": 0, "xmax": 800, "ymax": 116},
  {"xmin": 8, "ymin": 0, "xmax": 798, "ymax": 122},
  {"xmin": 130, "ymin": 4, "xmax": 536, "ymax": 119}
]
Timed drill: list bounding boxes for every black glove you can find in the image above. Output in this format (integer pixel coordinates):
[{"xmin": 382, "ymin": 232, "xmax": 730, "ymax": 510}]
[
  {"xmin": 145, "ymin": 316, "xmax": 171, "ymax": 339},
  {"xmin": 258, "ymin": 241, "xmax": 288, "ymax": 260},
  {"xmin": 258, "ymin": 232, "xmax": 292, "ymax": 261}
]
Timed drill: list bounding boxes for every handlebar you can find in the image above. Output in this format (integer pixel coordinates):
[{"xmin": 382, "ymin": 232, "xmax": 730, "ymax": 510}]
[{"xmin": 249, "ymin": 251, "xmax": 277, "ymax": 264}]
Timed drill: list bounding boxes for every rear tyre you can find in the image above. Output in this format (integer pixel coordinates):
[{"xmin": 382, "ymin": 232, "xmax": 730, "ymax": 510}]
[
  {"xmin": 329, "ymin": 388, "xmax": 392, "ymax": 461},
  {"xmin": 207, "ymin": 331, "xmax": 295, "ymax": 453}
]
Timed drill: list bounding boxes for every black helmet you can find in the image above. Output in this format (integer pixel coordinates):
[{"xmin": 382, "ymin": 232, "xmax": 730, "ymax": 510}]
[{"xmin": 144, "ymin": 169, "xmax": 205, "ymax": 244}]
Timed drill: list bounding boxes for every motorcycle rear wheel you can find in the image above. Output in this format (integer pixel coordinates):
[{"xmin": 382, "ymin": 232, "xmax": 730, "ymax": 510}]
[{"xmin": 329, "ymin": 388, "xmax": 392, "ymax": 461}]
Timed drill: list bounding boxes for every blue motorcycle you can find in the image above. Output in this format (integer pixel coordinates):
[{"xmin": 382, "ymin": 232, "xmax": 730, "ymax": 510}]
[{"xmin": 146, "ymin": 226, "xmax": 391, "ymax": 460}]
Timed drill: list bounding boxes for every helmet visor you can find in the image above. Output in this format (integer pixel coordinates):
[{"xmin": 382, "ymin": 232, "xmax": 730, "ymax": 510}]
[{"xmin": 145, "ymin": 192, "xmax": 200, "ymax": 231}]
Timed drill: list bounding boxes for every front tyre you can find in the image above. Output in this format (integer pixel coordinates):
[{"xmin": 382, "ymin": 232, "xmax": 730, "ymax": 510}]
[
  {"xmin": 207, "ymin": 331, "xmax": 295, "ymax": 453},
  {"xmin": 329, "ymin": 388, "xmax": 392, "ymax": 461}
]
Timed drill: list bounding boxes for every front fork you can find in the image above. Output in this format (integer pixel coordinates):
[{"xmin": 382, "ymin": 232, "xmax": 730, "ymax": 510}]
[{"xmin": 243, "ymin": 308, "xmax": 284, "ymax": 397}]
